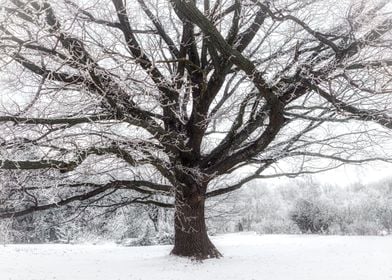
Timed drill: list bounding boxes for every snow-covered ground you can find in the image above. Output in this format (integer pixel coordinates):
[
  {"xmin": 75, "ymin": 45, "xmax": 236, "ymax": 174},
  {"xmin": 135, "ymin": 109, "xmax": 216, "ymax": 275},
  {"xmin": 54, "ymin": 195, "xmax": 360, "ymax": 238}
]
[{"xmin": 0, "ymin": 233, "xmax": 391, "ymax": 280}]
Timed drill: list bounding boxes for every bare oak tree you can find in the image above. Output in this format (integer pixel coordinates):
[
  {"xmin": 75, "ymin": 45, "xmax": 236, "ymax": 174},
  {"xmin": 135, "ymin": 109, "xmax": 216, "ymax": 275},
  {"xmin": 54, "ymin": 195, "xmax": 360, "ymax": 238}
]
[{"xmin": 0, "ymin": 0, "xmax": 392, "ymax": 259}]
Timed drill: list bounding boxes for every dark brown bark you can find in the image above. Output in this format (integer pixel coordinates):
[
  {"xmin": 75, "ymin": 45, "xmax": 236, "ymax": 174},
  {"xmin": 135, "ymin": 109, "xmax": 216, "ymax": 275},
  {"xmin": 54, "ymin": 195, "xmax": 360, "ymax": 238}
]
[{"xmin": 171, "ymin": 190, "xmax": 222, "ymax": 259}]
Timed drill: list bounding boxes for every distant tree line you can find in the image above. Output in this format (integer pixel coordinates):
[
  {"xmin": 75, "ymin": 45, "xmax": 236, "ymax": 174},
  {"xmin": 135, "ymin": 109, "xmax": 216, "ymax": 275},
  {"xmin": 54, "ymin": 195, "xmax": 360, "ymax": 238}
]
[
  {"xmin": 208, "ymin": 177, "xmax": 392, "ymax": 236},
  {"xmin": 1, "ymin": 177, "xmax": 391, "ymax": 245}
]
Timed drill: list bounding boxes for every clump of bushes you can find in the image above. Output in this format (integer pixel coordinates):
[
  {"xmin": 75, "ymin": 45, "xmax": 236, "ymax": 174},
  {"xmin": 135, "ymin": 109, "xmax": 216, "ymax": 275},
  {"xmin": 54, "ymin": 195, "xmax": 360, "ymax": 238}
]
[{"xmin": 289, "ymin": 198, "xmax": 335, "ymax": 233}]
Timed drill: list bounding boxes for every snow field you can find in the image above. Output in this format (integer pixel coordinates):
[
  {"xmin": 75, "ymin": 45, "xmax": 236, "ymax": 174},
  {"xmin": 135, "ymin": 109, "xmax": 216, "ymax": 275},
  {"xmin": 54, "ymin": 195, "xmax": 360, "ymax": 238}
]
[{"xmin": 0, "ymin": 232, "xmax": 391, "ymax": 280}]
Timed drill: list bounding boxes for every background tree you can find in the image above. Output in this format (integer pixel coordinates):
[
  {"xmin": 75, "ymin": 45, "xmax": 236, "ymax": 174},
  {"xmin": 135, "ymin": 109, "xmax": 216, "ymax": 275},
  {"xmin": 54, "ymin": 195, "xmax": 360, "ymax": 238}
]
[{"xmin": 0, "ymin": 0, "xmax": 392, "ymax": 259}]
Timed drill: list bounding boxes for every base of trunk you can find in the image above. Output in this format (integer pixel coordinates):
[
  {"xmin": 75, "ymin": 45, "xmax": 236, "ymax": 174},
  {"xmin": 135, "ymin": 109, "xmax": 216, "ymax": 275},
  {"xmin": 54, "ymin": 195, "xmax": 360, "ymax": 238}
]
[
  {"xmin": 171, "ymin": 191, "xmax": 222, "ymax": 260},
  {"xmin": 170, "ymin": 232, "xmax": 222, "ymax": 260}
]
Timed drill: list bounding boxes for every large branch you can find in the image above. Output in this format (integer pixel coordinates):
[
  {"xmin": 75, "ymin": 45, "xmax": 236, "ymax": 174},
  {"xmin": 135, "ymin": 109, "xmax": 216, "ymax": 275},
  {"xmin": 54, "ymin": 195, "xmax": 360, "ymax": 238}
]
[
  {"xmin": 206, "ymin": 165, "xmax": 346, "ymax": 198},
  {"xmin": 313, "ymin": 85, "xmax": 392, "ymax": 129},
  {"xmin": 276, "ymin": 14, "xmax": 392, "ymax": 109},
  {"xmin": 111, "ymin": 0, "xmax": 181, "ymax": 131},
  {"xmin": 206, "ymin": 162, "xmax": 273, "ymax": 198},
  {"xmin": 0, "ymin": 180, "xmax": 173, "ymax": 219},
  {"xmin": 0, "ymin": 146, "xmax": 135, "ymax": 172},
  {"xmin": 67, "ymin": 180, "xmax": 172, "ymax": 195},
  {"xmin": 13, "ymin": 53, "xmax": 86, "ymax": 84},
  {"xmin": 257, "ymin": 3, "xmax": 340, "ymax": 53},
  {"xmin": 0, "ymin": 115, "xmax": 114, "ymax": 125},
  {"xmin": 202, "ymin": 100, "xmax": 268, "ymax": 167},
  {"xmin": 206, "ymin": 101, "xmax": 285, "ymax": 175},
  {"xmin": 136, "ymin": 0, "xmax": 180, "ymax": 58},
  {"xmin": 170, "ymin": 0, "xmax": 274, "ymax": 101},
  {"xmin": 0, "ymin": 184, "xmax": 112, "ymax": 219},
  {"xmin": 234, "ymin": 4, "xmax": 268, "ymax": 52},
  {"xmin": 0, "ymin": 159, "xmax": 74, "ymax": 171}
]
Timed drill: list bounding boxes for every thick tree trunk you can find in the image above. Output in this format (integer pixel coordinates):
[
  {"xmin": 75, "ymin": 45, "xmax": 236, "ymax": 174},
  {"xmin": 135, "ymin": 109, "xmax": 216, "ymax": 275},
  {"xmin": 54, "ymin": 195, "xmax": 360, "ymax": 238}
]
[{"xmin": 170, "ymin": 190, "xmax": 222, "ymax": 259}]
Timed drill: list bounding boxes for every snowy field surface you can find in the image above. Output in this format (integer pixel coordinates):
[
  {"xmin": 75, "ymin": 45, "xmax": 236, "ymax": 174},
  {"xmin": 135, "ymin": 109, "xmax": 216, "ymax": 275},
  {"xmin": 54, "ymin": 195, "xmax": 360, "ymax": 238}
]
[{"xmin": 0, "ymin": 233, "xmax": 391, "ymax": 280}]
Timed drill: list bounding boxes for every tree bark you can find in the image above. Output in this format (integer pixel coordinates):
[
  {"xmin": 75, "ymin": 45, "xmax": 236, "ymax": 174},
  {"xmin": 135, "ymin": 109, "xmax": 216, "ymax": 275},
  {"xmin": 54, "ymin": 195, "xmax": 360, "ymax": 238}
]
[{"xmin": 171, "ymin": 189, "xmax": 222, "ymax": 259}]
